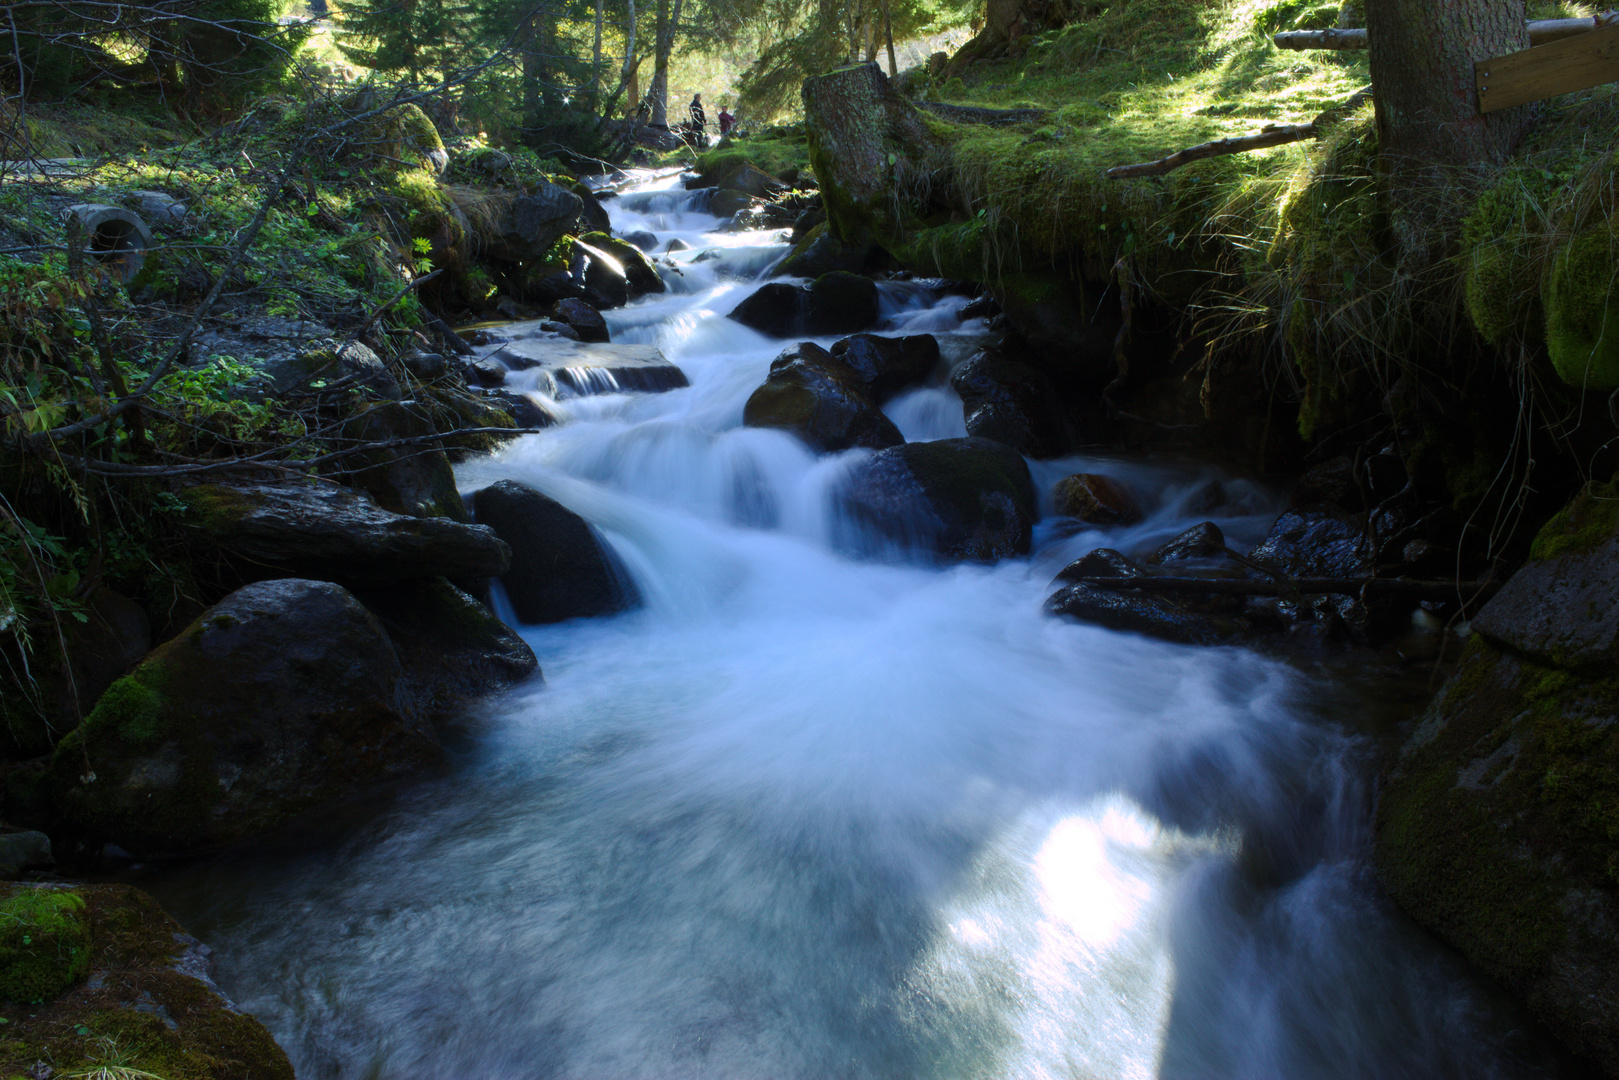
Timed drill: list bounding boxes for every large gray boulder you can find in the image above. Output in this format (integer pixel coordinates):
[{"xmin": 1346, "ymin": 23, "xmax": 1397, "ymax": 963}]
[
  {"xmin": 179, "ymin": 481, "xmax": 510, "ymax": 586},
  {"xmin": 742, "ymin": 342, "xmax": 903, "ymax": 454},
  {"xmin": 50, "ymin": 580, "xmax": 440, "ymax": 855},
  {"xmin": 487, "ymin": 183, "xmax": 584, "ymax": 263},
  {"xmin": 472, "ymin": 481, "xmax": 641, "ymax": 624},
  {"xmin": 835, "ymin": 437, "xmax": 1037, "ymax": 562},
  {"xmin": 1377, "ymin": 481, "xmax": 1619, "ymax": 1075}
]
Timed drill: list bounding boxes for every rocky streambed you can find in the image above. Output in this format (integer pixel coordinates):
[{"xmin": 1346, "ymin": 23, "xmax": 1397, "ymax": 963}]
[{"xmin": 3, "ymin": 163, "xmax": 1613, "ymax": 1079}]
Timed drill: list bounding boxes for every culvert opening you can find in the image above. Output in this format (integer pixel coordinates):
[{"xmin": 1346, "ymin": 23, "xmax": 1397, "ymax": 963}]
[{"xmin": 64, "ymin": 204, "xmax": 153, "ymax": 283}]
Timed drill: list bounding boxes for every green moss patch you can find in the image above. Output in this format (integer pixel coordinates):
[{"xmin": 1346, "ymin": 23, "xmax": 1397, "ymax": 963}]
[
  {"xmin": 1529, "ymin": 480, "xmax": 1619, "ymax": 562},
  {"xmin": 0, "ymin": 888, "xmax": 90, "ymax": 1004},
  {"xmin": 1545, "ymin": 226, "xmax": 1619, "ymax": 390}
]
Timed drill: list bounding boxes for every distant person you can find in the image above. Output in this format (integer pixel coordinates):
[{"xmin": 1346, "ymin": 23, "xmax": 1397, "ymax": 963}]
[
  {"xmin": 718, "ymin": 105, "xmax": 734, "ymax": 135},
  {"xmin": 689, "ymin": 94, "xmax": 707, "ymax": 134}
]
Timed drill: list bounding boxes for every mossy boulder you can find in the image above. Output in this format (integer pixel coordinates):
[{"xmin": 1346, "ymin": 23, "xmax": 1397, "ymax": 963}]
[
  {"xmin": 48, "ymin": 579, "xmax": 441, "ymax": 855},
  {"xmin": 0, "ymin": 887, "xmax": 90, "ymax": 1003},
  {"xmin": 742, "ymin": 342, "xmax": 904, "ymax": 454},
  {"xmin": 1378, "ymin": 484, "xmax": 1619, "ymax": 1072},
  {"xmin": 775, "ymin": 221, "xmax": 874, "ymax": 279},
  {"xmin": 1544, "ymin": 227, "xmax": 1619, "ymax": 391},
  {"xmin": 0, "ymin": 883, "xmax": 293, "ymax": 1079},
  {"xmin": 835, "ymin": 437, "xmax": 1038, "ymax": 562},
  {"xmin": 369, "ymin": 102, "xmax": 448, "ymax": 173}
]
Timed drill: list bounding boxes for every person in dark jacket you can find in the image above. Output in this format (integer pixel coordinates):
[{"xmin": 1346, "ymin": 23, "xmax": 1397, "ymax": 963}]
[
  {"xmin": 718, "ymin": 105, "xmax": 734, "ymax": 134},
  {"xmin": 689, "ymin": 94, "xmax": 707, "ymax": 134}
]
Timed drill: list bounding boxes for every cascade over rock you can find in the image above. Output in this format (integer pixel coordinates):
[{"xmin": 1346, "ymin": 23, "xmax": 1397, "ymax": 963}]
[{"xmin": 742, "ymin": 342, "xmax": 904, "ymax": 453}]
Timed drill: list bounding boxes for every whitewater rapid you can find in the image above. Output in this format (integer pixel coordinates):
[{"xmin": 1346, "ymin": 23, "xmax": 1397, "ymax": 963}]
[{"xmin": 141, "ymin": 170, "xmax": 1564, "ymax": 1079}]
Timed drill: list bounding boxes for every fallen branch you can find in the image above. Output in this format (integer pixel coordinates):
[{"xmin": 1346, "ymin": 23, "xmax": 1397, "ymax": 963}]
[
  {"xmin": 1106, "ymin": 87, "xmax": 1372, "ymax": 180},
  {"xmin": 1273, "ymin": 15, "xmax": 1617, "ymax": 51},
  {"xmin": 1062, "ymin": 573, "xmax": 1498, "ymax": 601}
]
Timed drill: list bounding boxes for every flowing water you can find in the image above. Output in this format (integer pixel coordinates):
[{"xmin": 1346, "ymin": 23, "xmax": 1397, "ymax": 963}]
[{"xmin": 141, "ymin": 172, "xmax": 1568, "ymax": 1079}]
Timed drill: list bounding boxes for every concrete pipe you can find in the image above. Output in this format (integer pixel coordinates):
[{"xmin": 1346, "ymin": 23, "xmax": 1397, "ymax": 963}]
[{"xmin": 63, "ymin": 204, "xmax": 154, "ymax": 283}]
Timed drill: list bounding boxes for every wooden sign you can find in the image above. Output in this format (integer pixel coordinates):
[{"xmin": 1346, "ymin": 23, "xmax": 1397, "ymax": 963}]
[{"xmin": 1477, "ymin": 21, "xmax": 1619, "ymax": 113}]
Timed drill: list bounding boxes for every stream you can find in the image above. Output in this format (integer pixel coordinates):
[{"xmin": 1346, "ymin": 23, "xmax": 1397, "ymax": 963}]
[{"xmin": 139, "ymin": 171, "xmax": 1568, "ymax": 1079}]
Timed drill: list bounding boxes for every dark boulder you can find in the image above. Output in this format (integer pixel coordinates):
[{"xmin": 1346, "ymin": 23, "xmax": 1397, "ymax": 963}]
[
  {"xmin": 179, "ymin": 481, "xmax": 510, "ymax": 586},
  {"xmin": 729, "ymin": 283, "xmax": 805, "ymax": 337},
  {"xmin": 719, "ymin": 163, "xmax": 783, "ymax": 198},
  {"xmin": 776, "ymin": 222, "xmax": 872, "ymax": 279},
  {"xmin": 1044, "ymin": 583, "xmax": 1229, "ymax": 646},
  {"xmin": 708, "ymin": 189, "xmax": 756, "ymax": 219},
  {"xmin": 525, "ymin": 265, "xmax": 586, "ymax": 305},
  {"xmin": 49, "ymin": 579, "xmax": 441, "ymax": 855},
  {"xmin": 624, "ymin": 230, "xmax": 659, "ymax": 252},
  {"xmin": 471, "ymin": 480, "xmax": 641, "ymax": 624},
  {"xmin": 343, "ymin": 400, "xmax": 469, "ymax": 522},
  {"xmin": 829, "ymin": 333, "xmax": 939, "ymax": 402},
  {"xmin": 487, "ymin": 183, "xmax": 583, "ymax": 263},
  {"xmin": 805, "ymin": 271, "xmax": 879, "ymax": 336},
  {"xmin": 836, "ymin": 437, "xmax": 1037, "ymax": 562},
  {"xmin": 356, "ymin": 576, "xmax": 539, "ymax": 713},
  {"xmin": 1053, "ymin": 547, "xmax": 1144, "ymax": 584},
  {"xmin": 950, "ymin": 350, "xmax": 1070, "ymax": 458},
  {"xmin": 1051, "ymin": 473, "xmax": 1142, "ymax": 526},
  {"xmin": 1144, "ymin": 521, "xmax": 1227, "ymax": 565},
  {"xmin": 570, "ymin": 181, "xmax": 612, "ymax": 234},
  {"xmin": 1247, "ymin": 504, "xmax": 1386, "ymax": 637},
  {"xmin": 550, "ymin": 298, "xmax": 610, "ymax": 343},
  {"xmin": 743, "ymin": 342, "xmax": 903, "ymax": 454}
]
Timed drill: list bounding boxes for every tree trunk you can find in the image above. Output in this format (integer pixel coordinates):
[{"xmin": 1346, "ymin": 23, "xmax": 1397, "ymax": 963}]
[
  {"xmin": 1365, "ymin": 0, "xmax": 1538, "ymax": 260},
  {"xmin": 590, "ymin": 0, "xmax": 605, "ymax": 104},
  {"xmin": 651, "ymin": 0, "xmax": 672, "ymax": 127},
  {"xmin": 520, "ymin": 9, "xmax": 541, "ymax": 136},
  {"xmin": 881, "ymin": 0, "xmax": 898, "ymax": 78}
]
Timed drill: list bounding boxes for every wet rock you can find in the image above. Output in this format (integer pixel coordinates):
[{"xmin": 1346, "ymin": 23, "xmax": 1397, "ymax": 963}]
[
  {"xmin": 836, "ymin": 437, "xmax": 1038, "ymax": 562},
  {"xmin": 343, "ymin": 400, "xmax": 469, "ymax": 522},
  {"xmin": 959, "ymin": 294, "xmax": 1000, "ymax": 321},
  {"xmin": 1145, "ymin": 521, "xmax": 1226, "ymax": 565},
  {"xmin": 540, "ymin": 318, "xmax": 581, "ymax": 341},
  {"xmin": 829, "ymin": 333, "xmax": 939, "ymax": 402},
  {"xmin": 178, "ymin": 481, "xmax": 510, "ymax": 586},
  {"xmin": 402, "ymin": 350, "xmax": 447, "ymax": 380},
  {"xmin": 623, "ymin": 230, "xmax": 659, "ymax": 252},
  {"xmin": 665, "ymin": 238, "xmax": 691, "ymax": 253},
  {"xmin": 525, "ymin": 265, "xmax": 586, "ymax": 305},
  {"xmin": 487, "ymin": 182, "xmax": 583, "ymax": 263},
  {"xmin": 804, "ymin": 271, "xmax": 879, "ymax": 336},
  {"xmin": 481, "ymin": 387, "xmax": 557, "ymax": 429},
  {"xmin": 1052, "ymin": 473, "xmax": 1142, "ymax": 526},
  {"xmin": 492, "ymin": 337, "xmax": 688, "ymax": 397},
  {"xmin": 742, "ymin": 342, "xmax": 903, "ymax": 453},
  {"xmin": 1044, "ymin": 583, "xmax": 1228, "ymax": 646},
  {"xmin": 468, "ymin": 357, "xmax": 508, "ymax": 387},
  {"xmin": 791, "ymin": 205, "xmax": 827, "ymax": 241},
  {"xmin": 0, "ymin": 883, "xmax": 294, "ymax": 1078},
  {"xmin": 950, "ymin": 350, "xmax": 1069, "ymax": 458},
  {"xmin": 580, "ymin": 231, "xmax": 666, "ymax": 299},
  {"xmin": 1471, "ymin": 481, "xmax": 1619, "ymax": 671},
  {"xmin": 1053, "ymin": 547, "xmax": 1144, "ymax": 584},
  {"xmin": 355, "ymin": 577, "xmax": 539, "ymax": 713},
  {"xmin": 993, "ymin": 271, "xmax": 1119, "ymax": 381},
  {"xmin": 550, "ymin": 297, "xmax": 610, "ymax": 342},
  {"xmin": 570, "ymin": 181, "xmax": 612, "ymax": 234},
  {"xmin": 0, "ymin": 832, "xmax": 51, "ymax": 879},
  {"xmin": 1, "ymin": 588, "xmax": 151, "ymax": 761},
  {"xmin": 50, "ymin": 579, "xmax": 441, "ymax": 855},
  {"xmin": 471, "ymin": 481, "xmax": 641, "ymax": 624},
  {"xmin": 729, "ymin": 282, "xmax": 805, "ymax": 337}
]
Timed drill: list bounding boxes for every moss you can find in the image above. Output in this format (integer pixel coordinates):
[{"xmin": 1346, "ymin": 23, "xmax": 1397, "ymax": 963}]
[
  {"xmin": 81, "ymin": 674, "xmax": 165, "ymax": 749},
  {"xmin": 0, "ymin": 884, "xmax": 293, "ymax": 1080},
  {"xmin": 1544, "ymin": 226, "xmax": 1619, "ymax": 391},
  {"xmin": 1528, "ymin": 480, "xmax": 1619, "ymax": 562},
  {"xmin": 372, "ymin": 102, "xmax": 446, "ymax": 172},
  {"xmin": 177, "ymin": 483, "xmax": 260, "ymax": 532},
  {"xmin": 696, "ymin": 127, "xmax": 811, "ymax": 182},
  {"xmin": 0, "ymin": 888, "xmax": 90, "ymax": 1004}
]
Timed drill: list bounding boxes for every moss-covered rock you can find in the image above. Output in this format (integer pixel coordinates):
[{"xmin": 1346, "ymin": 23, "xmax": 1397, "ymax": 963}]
[
  {"xmin": 579, "ymin": 230, "xmax": 666, "ymax": 298},
  {"xmin": 0, "ymin": 883, "xmax": 293, "ymax": 1079},
  {"xmin": 1544, "ymin": 226, "xmax": 1619, "ymax": 391},
  {"xmin": 0, "ymin": 887, "xmax": 90, "ymax": 1003},
  {"xmin": 1378, "ymin": 482, "xmax": 1619, "ymax": 1072},
  {"xmin": 48, "ymin": 579, "xmax": 441, "ymax": 855}
]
